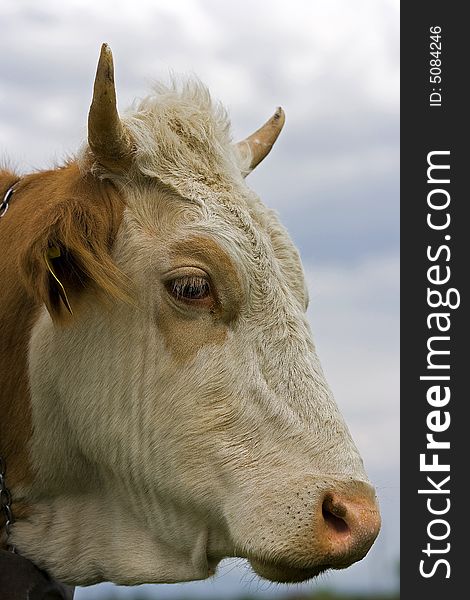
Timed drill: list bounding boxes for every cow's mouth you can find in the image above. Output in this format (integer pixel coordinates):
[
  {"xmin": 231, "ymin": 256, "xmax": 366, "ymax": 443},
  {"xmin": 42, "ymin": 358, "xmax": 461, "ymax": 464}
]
[{"xmin": 249, "ymin": 557, "xmax": 330, "ymax": 583}]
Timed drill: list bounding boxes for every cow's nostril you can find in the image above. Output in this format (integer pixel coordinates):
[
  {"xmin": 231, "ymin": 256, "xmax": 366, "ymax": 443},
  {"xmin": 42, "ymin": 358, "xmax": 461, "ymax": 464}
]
[
  {"xmin": 314, "ymin": 483, "xmax": 381, "ymax": 569},
  {"xmin": 321, "ymin": 495, "xmax": 350, "ymax": 536}
]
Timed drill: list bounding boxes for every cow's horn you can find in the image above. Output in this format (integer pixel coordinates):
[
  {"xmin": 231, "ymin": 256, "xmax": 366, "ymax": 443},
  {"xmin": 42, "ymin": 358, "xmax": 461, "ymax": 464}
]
[
  {"xmin": 88, "ymin": 44, "xmax": 133, "ymax": 165},
  {"xmin": 236, "ymin": 107, "xmax": 285, "ymax": 176}
]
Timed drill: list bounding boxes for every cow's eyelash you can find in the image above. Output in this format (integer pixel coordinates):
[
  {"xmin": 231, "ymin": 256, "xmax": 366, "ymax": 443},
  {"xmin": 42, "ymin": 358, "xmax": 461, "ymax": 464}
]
[{"xmin": 168, "ymin": 276, "xmax": 211, "ymax": 301}]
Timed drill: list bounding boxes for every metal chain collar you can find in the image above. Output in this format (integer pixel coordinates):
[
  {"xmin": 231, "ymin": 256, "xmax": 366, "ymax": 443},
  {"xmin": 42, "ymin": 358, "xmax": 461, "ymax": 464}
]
[{"xmin": 0, "ymin": 456, "xmax": 16, "ymax": 551}]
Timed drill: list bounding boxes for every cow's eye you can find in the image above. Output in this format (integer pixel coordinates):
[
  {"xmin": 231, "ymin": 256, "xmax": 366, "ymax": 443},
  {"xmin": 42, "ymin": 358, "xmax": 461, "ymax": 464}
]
[{"xmin": 167, "ymin": 276, "xmax": 211, "ymax": 304}]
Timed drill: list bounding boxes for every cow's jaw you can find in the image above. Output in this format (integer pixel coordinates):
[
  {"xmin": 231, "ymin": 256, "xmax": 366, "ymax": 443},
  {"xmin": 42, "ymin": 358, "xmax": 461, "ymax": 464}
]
[
  {"xmin": 13, "ymin": 307, "xmax": 232, "ymax": 585},
  {"xmin": 12, "ymin": 491, "xmax": 226, "ymax": 585}
]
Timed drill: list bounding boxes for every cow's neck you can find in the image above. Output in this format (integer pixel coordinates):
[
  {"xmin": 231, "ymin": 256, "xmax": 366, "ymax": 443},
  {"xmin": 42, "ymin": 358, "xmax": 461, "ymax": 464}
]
[{"xmin": 0, "ymin": 171, "xmax": 41, "ymax": 547}]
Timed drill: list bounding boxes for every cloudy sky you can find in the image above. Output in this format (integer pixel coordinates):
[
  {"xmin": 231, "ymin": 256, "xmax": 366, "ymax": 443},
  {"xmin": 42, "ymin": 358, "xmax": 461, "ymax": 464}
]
[{"xmin": 0, "ymin": 0, "xmax": 399, "ymax": 597}]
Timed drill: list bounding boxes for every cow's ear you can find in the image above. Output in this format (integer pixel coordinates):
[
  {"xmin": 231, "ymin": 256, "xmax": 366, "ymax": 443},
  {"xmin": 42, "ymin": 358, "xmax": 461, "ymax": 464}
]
[{"xmin": 19, "ymin": 176, "xmax": 130, "ymax": 324}]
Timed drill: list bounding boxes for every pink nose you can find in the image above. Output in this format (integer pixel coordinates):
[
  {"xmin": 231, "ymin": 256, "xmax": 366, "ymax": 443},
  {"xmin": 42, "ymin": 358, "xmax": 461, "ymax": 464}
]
[{"xmin": 318, "ymin": 482, "xmax": 381, "ymax": 567}]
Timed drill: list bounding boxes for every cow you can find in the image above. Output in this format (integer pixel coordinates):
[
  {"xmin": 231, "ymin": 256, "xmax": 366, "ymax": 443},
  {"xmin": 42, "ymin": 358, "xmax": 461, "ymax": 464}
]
[{"xmin": 0, "ymin": 44, "xmax": 380, "ymax": 588}]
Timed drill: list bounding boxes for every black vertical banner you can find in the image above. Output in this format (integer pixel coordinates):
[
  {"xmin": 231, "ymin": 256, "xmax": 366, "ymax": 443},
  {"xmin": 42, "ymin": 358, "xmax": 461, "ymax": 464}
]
[{"xmin": 401, "ymin": 3, "xmax": 466, "ymax": 599}]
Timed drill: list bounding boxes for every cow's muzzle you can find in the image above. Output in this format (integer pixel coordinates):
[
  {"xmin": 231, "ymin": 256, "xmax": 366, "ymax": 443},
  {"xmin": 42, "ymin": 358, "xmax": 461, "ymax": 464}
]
[{"xmin": 247, "ymin": 478, "xmax": 381, "ymax": 583}]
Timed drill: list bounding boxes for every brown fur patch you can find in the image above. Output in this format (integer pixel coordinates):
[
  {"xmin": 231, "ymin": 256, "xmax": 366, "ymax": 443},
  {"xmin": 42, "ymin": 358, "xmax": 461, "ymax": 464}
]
[
  {"xmin": 0, "ymin": 165, "xmax": 126, "ymax": 548},
  {"xmin": 156, "ymin": 236, "xmax": 244, "ymax": 363},
  {"xmin": 16, "ymin": 163, "xmax": 129, "ymax": 324},
  {"xmin": 0, "ymin": 172, "xmax": 37, "ymax": 547},
  {"xmin": 156, "ymin": 308, "xmax": 228, "ymax": 364},
  {"xmin": 170, "ymin": 236, "xmax": 244, "ymax": 322}
]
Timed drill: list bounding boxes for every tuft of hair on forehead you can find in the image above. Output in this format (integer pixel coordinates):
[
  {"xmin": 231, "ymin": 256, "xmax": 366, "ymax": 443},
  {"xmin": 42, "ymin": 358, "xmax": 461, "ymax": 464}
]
[{"xmin": 114, "ymin": 78, "xmax": 250, "ymax": 199}]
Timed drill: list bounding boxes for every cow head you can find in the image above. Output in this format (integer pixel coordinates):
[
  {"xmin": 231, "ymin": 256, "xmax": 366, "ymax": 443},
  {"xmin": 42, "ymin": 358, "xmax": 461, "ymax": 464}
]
[{"xmin": 14, "ymin": 45, "xmax": 380, "ymax": 586}]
